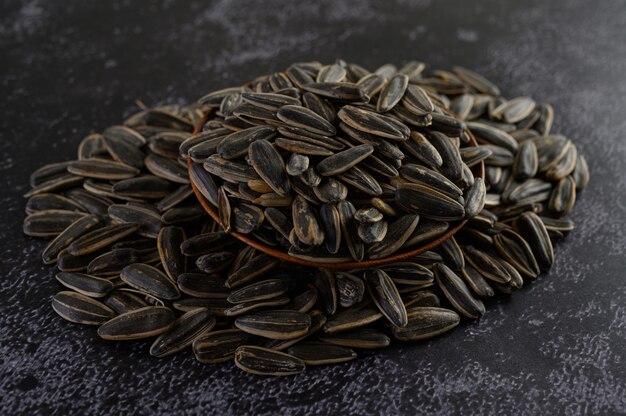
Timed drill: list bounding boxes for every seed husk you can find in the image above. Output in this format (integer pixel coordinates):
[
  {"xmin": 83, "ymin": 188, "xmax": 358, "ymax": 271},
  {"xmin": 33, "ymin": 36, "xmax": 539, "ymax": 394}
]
[
  {"xmin": 513, "ymin": 140, "xmax": 539, "ymax": 180},
  {"xmin": 335, "ymin": 272, "xmax": 365, "ymax": 308},
  {"xmin": 248, "ymin": 139, "xmax": 291, "ymax": 196},
  {"xmin": 287, "ymin": 342, "xmax": 357, "ymax": 365},
  {"xmin": 150, "ymin": 308, "xmax": 216, "ymax": 357},
  {"xmin": 337, "ymin": 200, "xmax": 364, "ymax": 261},
  {"xmin": 453, "ymin": 66, "xmax": 500, "ymax": 96},
  {"xmin": 313, "ymin": 269, "xmax": 338, "ymax": 315},
  {"xmin": 300, "ymin": 82, "xmax": 367, "ymax": 102},
  {"xmin": 225, "ymin": 296, "xmax": 290, "ymax": 317},
  {"xmin": 68, "ymin": 223, "xmax": 140, "ymax": 256},
  {"xmin": 234, "ymin": 345, "xmax": 306, "ymax": 376},
  {"xmin": 400, "ymin": 164, "xmax": 462, "ymax": 198},
  {"xmin": 377, "ymin": 73, "xmax": 409, "ymax": 113},
  {"xmin": 189, "ymin": 162, "xmax": 219, "ymax": 206},
  {"xmin": 194, "ymin": 329, "xmax": 254, "ymax": 364},
  {"xmin": 391, "ymin": 306, "xmax": 460, "ymax": 341},
  {"xmin": 365, "ymin": 269, "xmax": 408, "ymax": 327},
  {"xmin": 103, "ymin": 291, "xmax": 148, "ymax": 315},
  {"xmin": 41, "ymin": 215, "xmax": 102, "ymax": 264},
  {"xmin": 494, "ymin": 229, "xmax": 540, "ymax": 278},
  {"xmin": 464, "ymin": 178, "xmax": 486, "ymax": 218},
  {"xmin": 275, "ymin": 138, "xmax": 334, "ymax": 156},
  {"xmin": 286, "ymin": 154, "xmax": 310, "ymax": 176},
  {"xmin": 228, "ymin": 278, "xmax": 289, "ymax": 304},
  {"xmin": 30, "ymin": 161, "xmax": 76, "ymax": 187},
  {"xmin": 217, "ymin": 126, "xmax": 276, "ymax": 160},
  {"xmin": 395, "ymin": 183, "xmax": 465, "ymax": 221},
  {"xmin": 572, "ymin": 154, "xmax": 590, "ymax": 190},
  {"xmin": 112, "ymin": 176, "xmax": 172, "ymax": 199},
  {"xmin": 108, "ymin": 204, "xmax": 162, "ymax": 238},
  {"xmin": 52, "ymin": 291, "xmax": 115, "ymax": 325},
  {"xmin": 549, "ymin": 176, "xmax": 576, "ymax": 216},
  {"xmin": 277, "ymin": 105, "xmax": 336, "ymax": 136},
  {"xmin": 358, "ymin": 220, "xmax": 388, "ymax": 244},
  {"xmin": 97, "ymin": 306, "xmax": 175, "ymax": 340},
  {"xmin": 176, "ymin": 272, "xmax": 229, "ymax": 299},
  {"xmin": 24, "ymin": 174, "xmax": 84, "ymax": 198},
  {"xmin": 514, "ymin": 212, "xmax": 554, "ymax": 271},
  {"xmin": 402, "ymin": 84, "xmax": 435, "ymax": 115},
  {"xmin": 292, "ymin": 195, "xmax": 324, "ymax": 246},
  {"xmin": 322, "ymin": 306, "xmax": 383, "ymax": 334},
  {"xmin": 196, "ymin": 251, "xmax": 235, "ymax": 274},
  {"xmin": 319, "ymin": 328, "xmax": 390, "ymax": 349},
  {"xmin": 317, "ymin": 144, "xmax": 374, "ymax": 176},
  {"xmin": 235, "ymin": 310, "xmax": 311, "ymax": 340},
  {"xmin": 26, "ymin": 193, "xmax": 86, "ymax": 214},
  {"xmin": 337, "ymin": 166, "xmax": 383, "ymax": 196},
  {"xmin": 179, "ymin": 231, "xmax": 231, "ymax": 257},
  {"xmin": 462, "ymin": 245, "xmax": 512, "ymax": 283},
  {"xmin": 102, "ymin": 130, "xmax": 145, "ymax": 169},
  {"xmin": 120, "ymin": 263, "xmax": 180, "ymax": 300},
  {"xmin": 55, "ymin": 272, "xmax": 114, "ymax": 298},
  {"xmin": 320, "ymin": 204, "xmax": 341, "ymax": 254},
  {"xmin": 338, "ymin": 105, "xmax": 406, "ymax": 140},
  {"xmin": 67, "ymin": 159, "xmax": 140, "ymax": 180},
  {"xmin": 367, "ymin": 214, "xmax": 419, "ymax": 259},
  {"xmin": 433, "ymin": 263, "xmax": 485, "ymax": 319},
  {"xmin": 23, "ymin": 210, "xmax": 87, "ymax": 237},
  {"xmin": 157, "ymin": 226, "xmax": 186, "ymax": 280},
  {"xmin": 226, "ymin": 254, "xmax": 280, "ymax": 288},
  {"xmin": 313, "ymin": 178, "xmax": 348, "ymax": 203}
]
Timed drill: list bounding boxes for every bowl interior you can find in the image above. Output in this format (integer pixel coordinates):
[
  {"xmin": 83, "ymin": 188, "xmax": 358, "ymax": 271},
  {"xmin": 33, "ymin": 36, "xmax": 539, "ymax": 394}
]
[{"xmin": 188, "ymin": 110, "xmax": 484, "ymax": 270}]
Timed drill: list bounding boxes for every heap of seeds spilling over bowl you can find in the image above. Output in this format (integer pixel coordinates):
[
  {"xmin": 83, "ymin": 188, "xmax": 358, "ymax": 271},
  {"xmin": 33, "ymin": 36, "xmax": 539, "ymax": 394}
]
[{"xmin": 24, "ymin": 60, "xmax": 589, "ymax": 376}]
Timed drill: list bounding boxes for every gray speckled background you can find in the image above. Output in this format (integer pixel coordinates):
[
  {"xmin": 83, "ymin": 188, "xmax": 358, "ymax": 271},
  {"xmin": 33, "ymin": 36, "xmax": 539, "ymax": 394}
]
[{"xmin": 1, "ymin": 0, "xmax": 625, "ymax": 415}]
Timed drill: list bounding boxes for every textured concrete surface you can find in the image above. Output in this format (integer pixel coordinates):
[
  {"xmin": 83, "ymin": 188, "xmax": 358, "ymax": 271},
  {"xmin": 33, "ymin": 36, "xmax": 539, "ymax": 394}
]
[{"xmin": 1, "ymin": 0, "xmax": 625, "ymax": 415}]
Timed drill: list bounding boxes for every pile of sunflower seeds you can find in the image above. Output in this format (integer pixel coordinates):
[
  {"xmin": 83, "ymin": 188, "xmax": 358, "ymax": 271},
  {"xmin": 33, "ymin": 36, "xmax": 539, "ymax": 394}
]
[{"xmin": 24, "ymin": 60, "xmax": 589, "ymax": 376}]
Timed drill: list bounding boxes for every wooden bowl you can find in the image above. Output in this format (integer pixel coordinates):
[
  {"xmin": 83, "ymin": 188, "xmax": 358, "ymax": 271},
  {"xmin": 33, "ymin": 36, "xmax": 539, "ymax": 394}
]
[{"xmin": 188, "ymin": 110, "xmax": 484, "ymax": 270}]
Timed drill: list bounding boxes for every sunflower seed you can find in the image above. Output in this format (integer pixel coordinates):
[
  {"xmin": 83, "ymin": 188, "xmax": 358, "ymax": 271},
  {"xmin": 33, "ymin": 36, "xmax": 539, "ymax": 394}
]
[
  {"xmin": 194, "ymin": 329, "xmax": 254, "ymax": 364},
  {"xmin": 300, "ymin": 82, "xmax": 367, "ymax": 102},
  {"xmin": 322, "ymin": 306, "xmax": 383, "ymax": 334},
  {"xmin": 86, "ymin": 248, "xmax": 140, "ymax": 276},
  {"xmin": 365, "ymin": 269, "xmax": 408, "ymax": 327},
  {"xmin": 157, "ymin": 226, "xmax": 186, "ymax": 280},
  {"xmin": 235, "ymin": 310, "xmax": 311, "ymax": 340},
  {"xmin": 120, "ymin": 263, "xmax": 180, "ymax": 300},
  {"xmin": 150, "ymin": 308, "xmax": 216, "ymax": 357},
  {"xmin": 68, "ymin": 159, "xmax": 139, "ymax": 180},
  {"xmin": 41, "ymin": 215, "xmax": 102, "ymax": 264},
  {"xmin": 103, "ymin": 290, "xmax": 148, "ymax": 314},
  {"xmin": 391, "ymin": 306, "xmax": 460, "ymax": 341},
  {"xmin": 97, "ymin": 306, "xmax": 175, "ymax": 340},
  {"xmin": 292, "ymin": 196, "xmax": 324, "ymax": 246},
  {"xmin": 52, "ymin": 291, "xmax": 115, "ymax": 325},
  {"xmin": 514, "ymin": 212, "xmax": 554, "ymax": 271},
  {"xmin": 228, "ymin": 279, "xmax": 289, "ymax": 304},
  {"xmin": 395, "ymin": 183, "xmax": 465, "ymax": 221},
  {"xmin": 434, "ymin": 263, "xmax": 485, "ymax": 319},
  {"xmin": 234, "ymin": 345, "xmax": 305, "ymax": 376},
  {"xmin": 68, "ymin": 223, "xmax": 139, "ymax": 256}
]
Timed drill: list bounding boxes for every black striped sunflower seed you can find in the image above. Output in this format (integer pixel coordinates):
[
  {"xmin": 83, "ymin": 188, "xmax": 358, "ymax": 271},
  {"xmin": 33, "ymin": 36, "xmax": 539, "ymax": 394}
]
[
  {"xmin": 97, "ymin": 306, "xmax": 175, "ymax": 340},
  {"xmin": 234, "ymin": 345, "xmax": 306, "ymax": 376},
  {"xmin": 52, "ymin": 291, "xmax": 115, "ymax": 325},
  {"xmin": 433, "ymin": 263, "xmax": 485, "ymax": 319},
  {"xmin": 365, "ymin": 269, "xmax": 408, "ymax": 327},
  {"xmin": 235, "ymin": 310, "xmax": 311, "ymax": 340},
  {"xmin": 120, "ymin": 263, "xmax": 180, "ymax": 300},
  {"xmin": 150, "ymin": 308, "xmax": 216, "ymax": 358}
]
